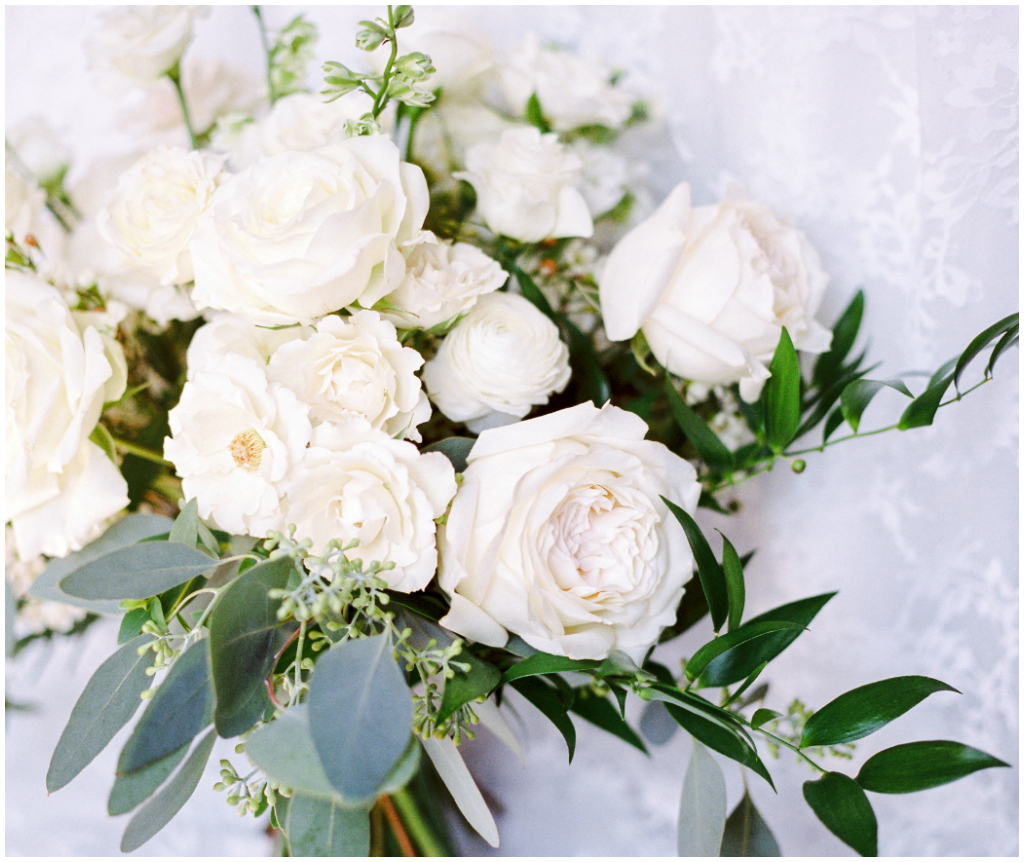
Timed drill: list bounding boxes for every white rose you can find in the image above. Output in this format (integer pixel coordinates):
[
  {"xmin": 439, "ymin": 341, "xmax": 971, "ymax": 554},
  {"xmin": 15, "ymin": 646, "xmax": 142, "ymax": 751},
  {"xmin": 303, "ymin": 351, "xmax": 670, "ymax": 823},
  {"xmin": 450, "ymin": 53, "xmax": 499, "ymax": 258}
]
[
  {"xmin": 189, "ymin": 137, "xmax": 429, "ymax": 325},
  {"xmin": 438, "ymin": 402, "xmax": 700, "ymax": 661},
  {"xmin": 282, "ymin": 422, "xmax": 457, "ymax": 593},
  {"xmin": 185, "ymin": 314, "xmax": 311, "ymax": 377},
  {"xmin": 5, "ymin": 272, "xmax": 129, "ymax": 559},
  {"xmin": 599, "ymin": 183, "xmax": 832, "ymax": 402},
  {"xmin": 380, "ymin": 232, "xmax": 506, "ymax": 331},
  {"xmin": 413, "ymin": 102, "xmax": 520, "ymax": 181},
  {"xmin": 86, "ymin": 6, "xmax": 207, "ymax": 87},
  {"xmin": 422, "ymin": 292, "xmax": 571, "ymax": 433},
  {"xmin": 98, "ymin": 146, "xmax": 224, "ymax": 286},
  {"xmin": 6, "ymin": 116, "xmax": 71, "ymax": 185},
  {"xmin": 496, "ymin": 33, "xmax": 636, "ymax": 131},
  {"xmin": 455, "ymin": 127, "xmax": 593, "ymax": 243},
  {"xmin": 163, "ymin": 356, "xmax": 312, "ymax": 537},
  {"xmin": 267, "ymin": 311, "xmax": 431, "ymax": 441},
  {"xmin": 5, "ymin": 154, "xmax": 66, "ymax": 274}
]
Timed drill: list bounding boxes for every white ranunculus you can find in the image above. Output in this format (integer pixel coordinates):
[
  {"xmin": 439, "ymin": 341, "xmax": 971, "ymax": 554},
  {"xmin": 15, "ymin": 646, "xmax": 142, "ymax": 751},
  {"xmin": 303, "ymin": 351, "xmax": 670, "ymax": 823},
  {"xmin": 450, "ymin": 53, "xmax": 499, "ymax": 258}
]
[
  {"xmin": 422, "ymin": 292, "xmax": 571, "ymax": 433},
  {"xmin": 86, "ymin": 6, "xmax": 207, "ymax": 87},
  {"xmin": 163, "ymin": 356, "xmax": 312, "ymax": 537},
  {"xmin": 267, "ymin": 311, "xmax": 431, "ymax": 441},
  {"xmin": 455, "ymin": 127, "xmax": 593, "ymax": 243},
  {"xmin": 438, "ymin": 402, "xmax": 700, "ymax": 661},
  {"xmin": 380, "ymin": 232, "xmax": 507, "ymax": 331},
  {"xmin": 599, "ymin": 183, "xmax": 832, "ymax": 402},
  {"xmin": 5, "ymin": 272, "xmax": 129, "ymax": 559},
  {"xmin": 98, "ymin": 146, "xmax": 224, "ymax": 286},
  {"xmin": 282, "ymin": 422, "xmax": 457, "ymax": 593},
  {"xmin": 496, "ymin": 33, "xmax": 636, "ymax": 131},
  {"xmin": 189, "ymin": 137, "xmax": 429, "ymax": 325}
]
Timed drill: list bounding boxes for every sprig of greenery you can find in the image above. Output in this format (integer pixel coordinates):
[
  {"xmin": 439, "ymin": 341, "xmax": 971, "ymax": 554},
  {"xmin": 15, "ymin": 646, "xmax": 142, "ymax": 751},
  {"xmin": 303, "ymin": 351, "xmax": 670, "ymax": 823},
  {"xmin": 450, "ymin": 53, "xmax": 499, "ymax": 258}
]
[{"xmin": 253, "ymin": 7, "xmax": 318, "ymax": 105}]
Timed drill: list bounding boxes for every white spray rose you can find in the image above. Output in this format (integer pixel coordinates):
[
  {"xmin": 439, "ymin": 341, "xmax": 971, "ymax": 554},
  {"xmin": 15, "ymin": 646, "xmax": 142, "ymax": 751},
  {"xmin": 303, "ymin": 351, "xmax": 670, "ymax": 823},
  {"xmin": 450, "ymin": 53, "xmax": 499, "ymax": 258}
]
[
  {"xmin": 189, "ymin": 137, "xmax": 429, "ymax": 325},
  {"xmin": 380, "ymin": 232, "xmax": 507, "ymax": 331},
  {"xmin": 456, "ymin": 127, "xmax": 593, "ymax": 243},
  {"xmin": 599, "ymin": 183, "xmax": 832, "ymax": 401},
  {"xmin": 163, "ymin": 356, "xmax": 312, "ymax": 537},
  {"xmin": 267, "ymin": 311, "xmax": 431, "ymax": 441},
  {"xmin": 422, "ymin": 292, "xmax": 571, "ymax": 433},
  {"xmin": 496, "ymin": 33, "xmax": 636, "ymax": 131},
  {"xmin": 438, "ymin": 402, "xmax": 700, "ymax": 661},
  {"xmin": 413, "ymin": 102, "xmax": 521, "ymax": 182},
  {"xmin": 98, "ymin": 145, "xmax": 224, "ymax": 286},
  {"xmin": 185, "ymin": 314, "xmax": 311, "ymax": 377},
  {"xmin": 5, "ymin": 272, "xmax": 129, "ymax": 559},
  {"xmin": 282, "ymin": 422, "xmax": 457, "ymax": 593}
]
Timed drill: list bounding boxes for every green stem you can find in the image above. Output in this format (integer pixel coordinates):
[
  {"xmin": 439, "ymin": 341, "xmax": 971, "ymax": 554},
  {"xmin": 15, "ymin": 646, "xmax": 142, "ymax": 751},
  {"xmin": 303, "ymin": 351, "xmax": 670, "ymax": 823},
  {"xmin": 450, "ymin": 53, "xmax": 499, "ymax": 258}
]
[
  {"xmin": 745, "ymin": 722, "xmax": 827, "ymax": 775},
  {"xmin": 110, "ymin": 435, "xmax": 174, "ymax": 467},
  {"xmin": 252, "ymin": 6, "xmax": 278, "ymax": 105},
  {"xmin": 371, "ymin": 7, "xmax": 399, "ymax": 121},
  {"xmin": 167, "ymin": 63, "xmax": 199, "ymax": 149},
  {"xmin": 391, "ymin": 787, "xmax": 446, "ymax": 857}
]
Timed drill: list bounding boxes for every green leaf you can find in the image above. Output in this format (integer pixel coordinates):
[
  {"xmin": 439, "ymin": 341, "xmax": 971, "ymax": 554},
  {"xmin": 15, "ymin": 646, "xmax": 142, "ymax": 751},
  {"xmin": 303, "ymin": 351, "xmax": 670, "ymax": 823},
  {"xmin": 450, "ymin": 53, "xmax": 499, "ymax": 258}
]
[
  {"xmin": 764, "ymin": 327, "xmax": 802, "ymax": 453},
  {"xmin": 524, "ymin": 91, "xmax": 552, "ymax": 133},
  {"xmin": 59, "ymin": 542, "xmax": 216, "ymax": 602},
  {"xmin": 117, "ymin": 608, "xmax": 149, "ymax": 645},
  {"xmin": 89, "ymin": 423, "xmax": 118, "ymax": 463},
  {"xmin": 308, "ymin": 635, "xmax": 413, "ymax": 802},
  {"xmin": 513, "ymin": 265, "xmax": 557, "ymax": 320},
  {"xmin": 281, "ymin": 793, "xmax": 371, "ymax": 857},
  {"xmin": 801, "ymin": 676, "xmax": 958, "ymax": 748},
  {"xmin": 677, "ymin": 739, "xmax": 727, "ymax": 856},
  {"xmin": 720, "ymin": 534, "xmax": 745, "ymax": 632},
  {"xmin": 721, "ymin": 792, "xmax": 782, "ymax": 856},
  {"xmin": 802, "ymin": 772, "xmax": 878, "ymax": 857},
  {"xmin": 640, "ymin": 700, "xmax": 678, "ymax": 746},
  {"xmin": 108, "ymin": 742, "xmax": 188, "ymax": 816},
  {"xmin": 46, "ymin": 634, "xmax": 156, "ymax": 792},
  {"xmin": 686, "ymin": 621, "xmax": 806, "ymax": 684},
  {"xmin": 665, "ymin": 379, "xmax": 734, "ymax": 470},
  {"xmin": 437, "ymin": 653, "xmax": 501, "ymax": 724},
  {"xmin": 813, "ymin": 290, "xmax": 865, "ymax": 389},
  {"xmin": 509, "ymin": 677, "xmax": 576, "ymax": 762},
  {"xmin": 952, "ymin": 312, "xmax": 1019, "ymax": 392},
  {"xmin": 855, "ymin": 740, "xmax": 1009, "ymax": 794},
  {"xmin": 570, "ymin": 689, "xmax": 648, "ymax": 754},
  {"xmin": 168, "ymin": 498, "xmax": 200, "ymax": 548},
  {"xmin": 898, "ymin": 372, "xmax": 955, "ymax": 430},
  {"xmin": 422, "ymin": 437, "xmax": 475, "ymax": 473},
  {"xmin": 208, "ymin": 556, "xmax": 293, "ymax": 738},
  {"xmin": 565, "ymin": 316, "xmax": 612, "ymax": 407},
  {"xmin": 839, "ymin": 378, "xmax": 913, "ymax": 432},
  {"xmin": 421, "ymin": 736, "xmax": 499, "ymax": 848},
  {"xmin": 751, "ymin": 709, "xmax": 781, "ymax": 731},
  {"xmin": 701, "ymin": 592, "xmax": 836, "ymax": 688},
  {"xmin": 500, "ymin": 652, "xmax": 601, "ymax": 684},
  {"xmin": 118, "ymin": 640, "xmax": 213, "ymax": 775},
  {"xmin": 822, "ymin": 406, "xmax": 846, "ymax": 443},
  {"xmin": 985, "ymin": 325, "xmax": 1018, "ymax": 378},
  {"xmin": 120, "ymin": 729, "xmax": 217, "ymax": 853},
  {"xmin": 661, "ymin": 498, "xmax": 728, "ymax": 632}
]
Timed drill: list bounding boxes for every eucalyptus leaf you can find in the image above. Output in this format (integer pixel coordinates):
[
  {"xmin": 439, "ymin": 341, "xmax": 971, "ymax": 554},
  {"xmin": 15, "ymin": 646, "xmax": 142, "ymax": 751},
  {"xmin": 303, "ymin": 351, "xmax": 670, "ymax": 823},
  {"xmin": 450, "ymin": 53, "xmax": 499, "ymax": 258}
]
[
  {"xmin": 437, "ymin": 653, "xmax": 501, "ymax": 724},
  {"xmin": 281, "ymin": 793, "xmax": 370, "ymax": 857},
  {"xmin": 661, "ymin": 498, "xmax": 728, "ymax": 632},
  {"xmin": 952, "ymin": 312, "xmax": 1018, "ymax": 392},
  {"xmin": 108, "ymin": 742, "xmax": 189, "ymax": 816},
  {"xmin": 60, "ymin": 542, "xmax": 217, "ymax": 602},
  {"xmin": 46, "ymin": 634, "xmax": 156, "ymax": 793},
  {"xmin": 802, "ymin": 771, "xmax": 877, "ymax": 857},
  {"xmin": 720, "ymin": 792, "xmax": 782, "ymax": 856},
  {"xmin": 640, "ymin": 700, "xmax": 678, "ymax": 746},
  {"xmin": 839, "ymin": 378, "xmax": 913, "ymax": 432},
  {"xmin": 570, "ymin": 689, "xmax": 648, "ymax": 754},
  {"xmin": 245, "ymin": 705, "xmax": 337, "ymax": 801},
  {"xmin": 422, "ymin": 736, "xmax": 500, "ymax": 848},
  {"xmin": 117, "ymin": 608, "xmax": 149, "ymax": 645},
  {"xmin": 855, "ymin": 740, "xmax": 1009, "ymax": 794},
  {"xmin": 500, "ymin": 652, "xmax": 601, "ymax": 684},
  {"xmin": 677, "ymin": 739, "xmax": 727, "ymax": 856},
  {"xmin": 764, "ymin": 327, "xmax": 801, "ymax": 453},
  {"xmin": 168, "ymin": 499, "xmax": 200, "ymax": 549},
  {"xmin": 720, "ymin": 534, "xmax": 745, "ymax": 632},
  {"xmin": 509, "ymin": 677, "xmax": 576, "ymax": 762},
  {"xmin": 665, "ymin": 380, "xmax": 734, "ymax": 470},
  {"xmin": 120, "ymin": 729, "xmax": 216, "ymax": 853},
  {"xmin": 422, "ymin": 437, "xmax": 476, "ymax": 474}
]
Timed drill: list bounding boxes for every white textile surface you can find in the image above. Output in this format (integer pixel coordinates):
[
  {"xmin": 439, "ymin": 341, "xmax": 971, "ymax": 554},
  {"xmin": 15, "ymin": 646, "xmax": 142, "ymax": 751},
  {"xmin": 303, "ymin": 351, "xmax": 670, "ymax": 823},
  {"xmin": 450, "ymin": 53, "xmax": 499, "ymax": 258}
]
[{"xmin": 5, "ymin": 6, "xmax": 1018, "ymax": 857}]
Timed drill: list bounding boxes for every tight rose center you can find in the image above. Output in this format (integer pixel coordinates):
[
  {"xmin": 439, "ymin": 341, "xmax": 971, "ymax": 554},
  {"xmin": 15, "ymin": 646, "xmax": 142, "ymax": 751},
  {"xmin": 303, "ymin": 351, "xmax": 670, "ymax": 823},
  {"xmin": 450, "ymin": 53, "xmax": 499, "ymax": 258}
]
[{"xmin": 229, "ymin": 429, "xmax": 266, "ymax": 471}]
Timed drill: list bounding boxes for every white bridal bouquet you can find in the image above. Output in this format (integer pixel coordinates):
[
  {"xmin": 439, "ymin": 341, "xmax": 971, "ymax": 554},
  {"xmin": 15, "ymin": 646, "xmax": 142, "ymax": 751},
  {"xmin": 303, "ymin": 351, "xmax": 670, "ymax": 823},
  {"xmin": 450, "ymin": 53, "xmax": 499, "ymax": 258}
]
[{"xmin": 5, "ymin": 5, "xmax": 1018, "ymax": 857}]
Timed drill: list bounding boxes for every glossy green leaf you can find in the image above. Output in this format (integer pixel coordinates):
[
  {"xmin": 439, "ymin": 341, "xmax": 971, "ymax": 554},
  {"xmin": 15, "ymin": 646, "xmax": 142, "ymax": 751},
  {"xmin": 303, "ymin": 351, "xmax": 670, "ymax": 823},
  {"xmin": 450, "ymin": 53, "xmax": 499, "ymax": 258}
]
[
  {"xmin": 307, "ymin": 635, "xmax": 412, "ymax": 802},
  {"xmin": 665, "ymin": 380, "xmax": 733, "ymax": 470},
  {"xmin": 500, "ymin": 652, "xmax": 601, "ymax": 684},
  {"xmin": 168, "ymin": 499, "xmax": 200, "ymax": 549},
  {"xmin": 701, "ymin": 592, "xmax": 836, "ymax": 688},
  {"xmin": 720, "ymin": 535, "xmax": 745, "ymax": 632},
  {"xmin": 120, "ymin": 729, "xmax": 216, "ymax": 853},
  {"xmin": 281, "ymin": 793, "xmax": 370, "ymax": 857},
  {"xmin": 108, "ymin": 742, "xmax": 188, "ymax": 816},
  {"xmin": 801, "ymin": 676, "xmax": 958, "ymax": 748},
  {"xmin": 570, "ymin": 689, "xmax": 648, "ymax": 754},
  {"xmin": 802, "ymin": 772, "xmax": 877, "ymax": 857},
  {"xmin": 510, "ymin": 676, "xmax": 576, "ymax": 762},
  {"xmin": 437, "ymin": 653, "xmax": 501, "ymax": 724},
  {"xmin": 898, "ymin": 372, "xmax": 955, "ymax": 430},
  {"xmin": 764, "ymin": 327, "xmax": 801, "ymax": 453},
  {"xmin": 840, "ymin": 378, "xmax": 912, "ymax": 432},
  {"xmin": 595, "ymin": 649, "xmax": 644, "ymax": 680},
  {"xmin": 797, "ymin": 356, "xmax": 877, "ymax": 440},
  {"xmin": 856, "ymin": 740, "xmax": 1009, "ymax": 794},
  {"xmin": 46, "ymin": 634, "xmax": 156, "ymax": 792},
  {"xmin": 60, "ymin": 542, "xmax": 216, "ymax": 601},
  {"xmin": 721, "ymin": 792, "xmax": 782, "ymax": 856},
  {"xmin": 208, "ymin": 556, "xmax": 293, "ymax": 738},
  {"xmin": 823, "ymin": 406, "xmax": 846, "ymax": 443},
  {"xmin": 422, "ymin": 437, "xmax": 475, "ymax": 474},
  {"xmin": 514, "ymin": 265, "xmax": 557, "ymax": 319},
  {"xmin": 661, "ymin": 498, "xmax": 728, "ymax": 632},
  {"xmin": 751, "ymin": 709, "xmax": 781, "ymax": 731},
  {"xmin": 524, "ymin": 91, "xmax": 552, "ymax": 133},
  {"xmin": 565, "ymin": 317, "xmax": 612, "ymax": 407},
  {"xmin": 985, "ymin": 325, "xmax": 1018, "ymax": 378},
  {"xmin": 678, "ymin": 739, "xmax": 726, "ymax": 856},
  {"xmin": 422, "ymin": 736, "xmax": 499, "ymax": 848},
  {"xmin": 118, "ymin": 640, "xmax": 213, "ymax": 775},
  {"xmin": 687, "ymin": 621, "xmax": 805, "ymax": 683},
  {"xmin": 952, "ymin": 312, "xmax": 1018, "ymax": 392},
  {"xmin": 813, "ymin": 290, "xmax": 865, "ymax": 388}
]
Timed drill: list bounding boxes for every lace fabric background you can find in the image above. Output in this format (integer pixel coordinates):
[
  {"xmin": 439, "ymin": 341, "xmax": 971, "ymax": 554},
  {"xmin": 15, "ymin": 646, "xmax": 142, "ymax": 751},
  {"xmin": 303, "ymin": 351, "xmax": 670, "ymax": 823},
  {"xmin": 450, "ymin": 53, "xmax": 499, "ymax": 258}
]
[{"xmin": 5, "ymin": 6, "xmax": 1018, "ymax": 857}]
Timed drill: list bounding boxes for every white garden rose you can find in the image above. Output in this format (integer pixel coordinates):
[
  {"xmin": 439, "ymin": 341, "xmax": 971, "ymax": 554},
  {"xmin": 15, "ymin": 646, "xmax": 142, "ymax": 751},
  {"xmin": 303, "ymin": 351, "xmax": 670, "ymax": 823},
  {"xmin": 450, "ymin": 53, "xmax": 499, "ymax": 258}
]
[
  {"xmin": 438, "ymin": 402, "xmax": 700, "ymax": 661},
  {"xmin": 267, "ymin": 311, "xmax": 431, "ymax": 441},
  {"xmin": 98, "ymin": 146, "xmax": 224, "ymax": 286},
  {"xmin": 422, "ymin": 292, "xmax": 571, "ymax": 433},
  {"xmin": 282, "ymin": 421, "xmax": 457, "ymax": 593},
  {"xmin": 163, "ymin": 355, "xmax": 312, "ymax": 536},
  {"xmin": 599, "ymin": 183, "xmax": 832, "ymax": 401},
  {"xmin": 189, "ymin": 137, "xmax": 429, "ymax": 325},
  {"xmin": 5, "ymin": 271, "xmax": 129, "ymax": 559},
  {"xmin": 455, "ymin": 127, "xmax": 593, "ymax": 243},
  {"xmin": 412, "ymin": 103, "xmax": 521, "ymax": 182},
  {"xmin": 185, "ymin": 314, "xmax": 311, "ymax": 377},
  {"xmin": 380, "ymin": 232, "xmax": 507, "ymax": 331}
]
